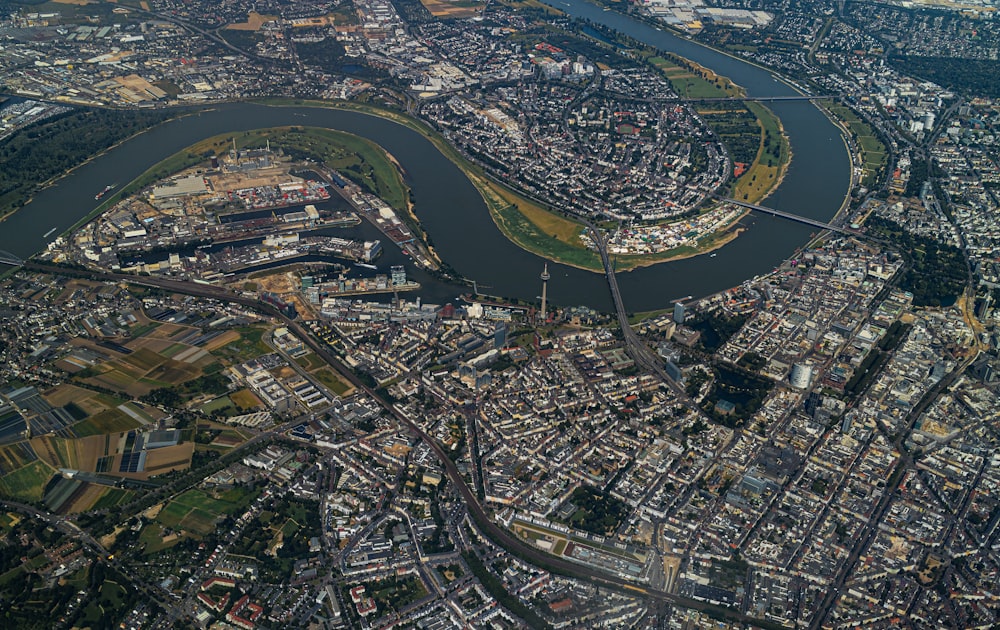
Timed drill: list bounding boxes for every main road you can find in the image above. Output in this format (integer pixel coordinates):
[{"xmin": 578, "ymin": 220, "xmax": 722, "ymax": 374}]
[{"xmin": 21, "ymin": 261, "xmax": 779, "ymax": 628}]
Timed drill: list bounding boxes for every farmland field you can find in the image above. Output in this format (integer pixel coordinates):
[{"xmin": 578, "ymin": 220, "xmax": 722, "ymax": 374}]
[
  {"xmin": 0, "ymin": 442, "xmax": 37, "ymax": 474},
  {"xmin": 30, "ymin": 435, "xmax": 78, "ymax": 469},
  {"xmin": 41, "ymin": 384, "xmax": 97, "ymax": 409},
  {"xmin": 72, "ymin": 407, "xmax": 141, "ymax": 437},
  {"xmin": 90, "ymin": 487, "xmax": 134, "ymax": 510}
]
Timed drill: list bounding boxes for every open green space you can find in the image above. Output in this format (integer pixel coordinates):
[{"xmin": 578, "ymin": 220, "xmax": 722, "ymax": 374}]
[
  {"xmin": 564, "ymin": 485, "xmax": 628, "ymax": 536},
  {"xmin": 138, "ymin": 522, "xmax": 182, "ymax": 555},
  {"xmin": 201, "ymin": 395, "xmax": 236, "ymax": 415},
  {"xmin": 866, "ymin": 215, "xmax": 967, "ymax": 307},
  {"xmin": 215, "ymin": 326, "xmax": 272, "ymax": 363},
  {"xmin": 0, "ymin": 108, "xmax": 172, "ymax": 220},
  {"xmin": 821, "ymin": 100, "xmax": 887, "ymax": 189},
  {"xmin": 0, "ymin": 460, "xmax": 55, "ymax": 502},
  {"xmin": 155, "ymin": 487, "xmax": 258, "ymax": 537},
  {"xmin": 312, "ymin": 368, "xmax": 355, "ymax": 397},
  {"xmin": 368, "ymin": 575, "xmax": 429, "ymax": 615}
]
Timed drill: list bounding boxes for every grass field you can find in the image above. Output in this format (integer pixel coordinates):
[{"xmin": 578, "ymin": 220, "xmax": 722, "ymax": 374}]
[
  {"xmin": 216, "ymin": 326, "xmax": 272, "ymax": 363},
  {"xmin": 821, "ymin": 100, "xmax": 886, "ymax": 188},
  {"xmin": 649, "ymin": 55, "xmax": 742, "ymax": 99},
  {"xmin": 312, "ymin": 368, "xmax": 356, "ymax": 397},
  {"xmin": 139, "ymin": 522, "xmax": 182, "ymax": 555},
  {"xmin": 202, "ymin": 395, "xmax": 235, "ymax": 414},
  {"xmin": 476, "ymin": 171, "xmax": 602, "ymax": 271},
  {"xmin": 723, "ymin": 103, "xmax": 788, "ymax": 205},
  {"xmin": 0, "ymin": 460, "xmax": 55, "ymax": 502},
  {"xmin": 156, "ymin": 487, "xmax": 257, "ymax": 536}
]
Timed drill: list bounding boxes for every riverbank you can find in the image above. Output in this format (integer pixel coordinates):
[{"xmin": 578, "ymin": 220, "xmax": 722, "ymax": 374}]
[{"xmin": 250, "ymin": 96, "xmax": 780, "ymax": 274}]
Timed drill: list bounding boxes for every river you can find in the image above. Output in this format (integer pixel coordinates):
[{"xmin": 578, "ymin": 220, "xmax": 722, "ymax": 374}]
[{"xmin": 2, "ymin": 2, "xmax": 851, "ymax": 313}]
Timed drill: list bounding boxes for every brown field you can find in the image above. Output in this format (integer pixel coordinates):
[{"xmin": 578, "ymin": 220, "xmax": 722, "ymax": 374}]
[
  {"xmin": 226, "ymin": 11, "xmax": 278, "ymax": 31},
  {"xmin": 122, "ymin": 347, "xmax": 168, "ymax": 373},
  {"xmin": 131, "ymin": 337, "xmax": 178, "ymax": 355},
  {"xmin": 203, "ymin": 330, "xmax": 241, "ymax": 352},
  {"xmin": 211, "ymin": 434, "xmax": 243, "ymax": 448},
  {"xmin": 53, "ymin": 358, "xmax": 87, "ymax": 374},
  {"xmin": 74, "ymin": 435, "xmax": 108, "ymax": 472},
  {"xmin": 144, "ymin": 323, "xmax": 188, "ymax": 340},
  {"xmin": 145, "ymin": 362, "xmax": 199, "ymax": 385},
  {"xmin": 62, "ymin": 484, "xmax": 105, "ymax": 513},
  {"xmin": 419, "ymin": 0, "xmax": 482, "ymax": 18},
  {"xmin": 230, "ymin": 389, "xmax": 261, "ymax": 411},
  {"xmin": 42, "ymin": 384, "xmax": 96, "ymax": 408},
  {"xmin": 140, "ymin": 443, "xmax": 194, "ymax": 476},
  {"xmin": 272, "ymin": 366, "xmax": 297, "ymax": 380},
  {"xmin": 52, "ymin": 0, "xmax": 91, "ymax": 5},
  {"xmin": 255, "ymin": 271, "xmax": 297, "ymax": 294}
]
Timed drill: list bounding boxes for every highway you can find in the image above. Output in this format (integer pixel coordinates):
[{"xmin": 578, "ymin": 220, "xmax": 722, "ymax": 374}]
[{"xmin": 17, "ymin": 261, "xmax": 782, "ymax": 628}]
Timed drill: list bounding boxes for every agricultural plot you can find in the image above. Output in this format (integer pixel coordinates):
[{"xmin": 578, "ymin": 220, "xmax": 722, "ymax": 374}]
[
  {"xmin": 203, "ymin": 329, "xmax": 241, "ymax": 352},
  {"xmin": 80, "ymin": 343, "xmax": 207, "ymax": 397},
  {"xmin": 72, "ymin": 435, "xmax": 109, "ymax": 474},
  {"xmin": 0, "ymin": 442, "xmax": 37, "ymax": 475},
  {"xmin": 90, "ymin": 486, "xmax": 134, "ymax": 510},
  {"xmin": 0, "ymin": 460, "xmax": 55, "ymax": 502},
  {"xmin": 141, "ymin": 442, "xmax": 194, "ymax": 476},
  {"xmin": 41, "ymin": 384, "xmax": 97, "ymax": 409},
  {"xmin": 71, "ymin": 407, "xmax": 141, "ymax": 437},
  {"xmin": 30, "ymin": 435, "xmax": 78, "ymax": 470}
]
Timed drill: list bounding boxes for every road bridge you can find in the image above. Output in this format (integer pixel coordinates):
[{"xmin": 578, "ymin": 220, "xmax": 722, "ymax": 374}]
[
  {"xmin": 714, "ymin": 195, "xmax": 853, "ymax": 234},
  {"xmin": 671, "ymin": 95, "xmax": 833, "ymax": 104},
  {"xmin": 0, "ymin": 251, "xmax": 24, "ymax": 267}
]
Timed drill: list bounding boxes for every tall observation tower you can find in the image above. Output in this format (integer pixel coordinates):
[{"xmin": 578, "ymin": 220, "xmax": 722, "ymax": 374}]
[{"xmin": 540, "ymin": 263, "xmax": 551, "ymax": 322}]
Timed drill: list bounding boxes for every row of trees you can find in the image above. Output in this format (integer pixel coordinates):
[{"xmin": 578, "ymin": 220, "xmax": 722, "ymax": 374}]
[{"xmin": 0, "ymin": 108, "xmax": 172, "ymax": 217}]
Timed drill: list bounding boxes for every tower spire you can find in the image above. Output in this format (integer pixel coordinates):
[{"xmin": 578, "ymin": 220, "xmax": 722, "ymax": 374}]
[{"xmin": 540, "ymin": 263, "xmax": 551, "ymax": 323}]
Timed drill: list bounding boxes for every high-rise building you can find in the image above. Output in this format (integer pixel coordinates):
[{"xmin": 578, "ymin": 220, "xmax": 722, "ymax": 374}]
[
  {"xmin": 495, "ymin": 322, "xmax": 507, "ymax": 349},
  {"xmin": 673, "ymin": 301, "xmax": 685, "ymax": 324}
]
